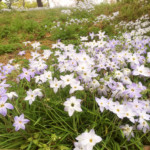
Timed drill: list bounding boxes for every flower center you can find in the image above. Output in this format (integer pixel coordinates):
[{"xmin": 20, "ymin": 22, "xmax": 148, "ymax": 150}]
[
  {"xmin": 143, "ymin": 122, "xmax": 146, "ymax": 125},
  {"xmin": 19, "ymin": 121, "xmax": 22, "ymax": 124},
  {"xmin": 71, "ymin": 103, "xmax": 74, "ymax": 107},
  {"xmin": 0, "ymin": 104, "xmax": 4, "ymax": 108},
  {"xmin": 126, "ymin": 127, "xmax": 130, "ymax": 132},
  {"xmin": 100, "ymin": 85, "xmax": 103, "ymax": 89},
  {"xmin": 117, "ymin": 109, "xmax": 120, "ymax": 112}
]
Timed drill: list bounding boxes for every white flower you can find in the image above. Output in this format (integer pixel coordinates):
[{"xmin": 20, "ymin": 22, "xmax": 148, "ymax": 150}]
[
  {"xmin": 79, "ymin": 70, "xmax": 92, "ymax": 82},
  {"xmin": 114, "ymin": 70, "xmax": 124, "ymax": 80},
  {"xmin": 128, "ymin": 54, "xmax": 139, "ymax": 65},
  {"xmin": 111, "ymin": 102, "xmax": 125, "ymax": 119},
  {"xmin": 60, "ymin": 74, "xmax": 74, "ymax": 88},
  {"xmin": 122, "ymin": 68, "xmax": 131, "ymax": 76},
  {"xmin": 35, "ymin": 76, "xmax": 41, "ymax": 83},
  {"xmin": 121, "ymin": 76, "xmax": 132, "ymax": 85},
  {"xmin": 42, "ymin": 50, "xmax": 52, "ymax": 59},
  {"xmin": 23, "ymin": 41, "xmax": 31, "ymax": 46},
  {"xmin": 95, "ymin": 97, "xmax": 108, "ymax": 112},
  {"xmin": 74, "ymin": 142, "xmax": 85, "ymax": 150},
  {"xmin": 24, "ymin": 89, "xmax": 43, "ymax": 105},
  {"xmin": 80, "ymin": 36, "xmax": 88, "ymax": 41},
  {"xmin": 33, "ymin": 88, "xmax": 43, "ymax": 98},
  {"xmin": 7, "ymin": 92, "xmax": 18, "ymax": 100},
  {"xmin": 96, "ymin": 31, "xmax": 106, "ymax": 39},
  {"xmin": 137, "ymin": 118, "xmax": 150, "ymax": 133},
  {"xmin": 14, "ymin": 64, "xmax": 20, "ymax": 70},
  {"xmin": 133, "ymin": 65, "xmax": 150, "ymax": 77},
  {"xmin": 63, "ymin": 96, "xmax": 82, "ymax": 117},
  {"xmin": 75, "ymin": 129, "xmax": 102, "ymax": 150},
  {"xmin": 31, "ymin": 51, "xmax": 40, "ymax": 59},
  {"xmin": 25, "ymin": 89, "xmax": 36, "ymax": 105},
  {"xmin": 97, "ymin": 84, "xmax": 108, "ymax": 96},
  {"xmin": 50, "ymin": 78, "xmax": 62, "ymax": 93},
  {"xmin": 124, "ymin": 109, "xmax": 135, "ymax": 123},
  {"xmin": 44, "ymin": 70, "xmax": 53, "ymax": 81},
  {"xmin": 8, "ymin": 59, "xmax": 14, "ymax": 64},
  {"xmin": 120, "ymin": 124, "xmax": 134, "ymax": 140},
  {"xmin": 76, "ymin": 62, "xmax": 90, "ymax": 73},
  {"xmin": 69, "ymin": 81, "xmax": 84, "ymax": 94},
  {"xmin": 90, "ymin": 79, "xmax": 100, "ymax": 89},
  {"xmin": 147, "ymin": 52, "xmax": 150, "ymax": 63},
  {"xmin": 31, "ymin": 41, "xmax": 40, "ymax": 49},
  {"xmin": 139, "ymin": 111, "xmax": 150, "ymax": 121}
]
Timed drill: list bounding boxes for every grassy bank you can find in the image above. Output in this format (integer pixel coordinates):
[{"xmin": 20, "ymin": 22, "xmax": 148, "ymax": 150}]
[{"xmin": 0, "ymin": 0, "xmax": 150, "ymax": 54}]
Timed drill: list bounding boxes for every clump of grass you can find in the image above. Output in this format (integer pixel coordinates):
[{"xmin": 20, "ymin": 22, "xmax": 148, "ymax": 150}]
[{"xmin": 0, "ymin": 43, "xmax": 22, "ymax": 54}]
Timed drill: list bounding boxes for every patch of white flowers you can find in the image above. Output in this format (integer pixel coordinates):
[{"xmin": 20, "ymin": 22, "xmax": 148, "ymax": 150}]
[
  {"xmin": 0, "ymin": 10, "xmax": 150, "ymax": 150},
  {"xmin": 74, "ymin": 0, "xmax": 95, "ymax": 12},
  {"xmin": 94, "ymin": 11, "xmax": 119, "ymax": 25},
  {"xmin": 115, "ymin": 14, "xmax": 150, "ymax": 36},
  {"xmin": 61, "ymin": 9, "xmax": 72, "ymax": 15}
]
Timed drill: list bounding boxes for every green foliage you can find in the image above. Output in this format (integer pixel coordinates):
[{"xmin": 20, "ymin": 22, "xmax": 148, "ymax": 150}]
[
  {"xmin": 51, "ymin": 25, "xmax": 79, "ymax": 41},
  {"xmin": 0, "ymin": 26, "xmax": 11, "ymax": 38},
  {"xmin": 40, "ymin": 45, "xmax": 50, "ymax": 50},
  {"xmin": 35, "ymin": 29, "xmax": 46, "ymax": 40},
  {"xmin": 0, "ymin": 0, "xmax": 149, "ymax": 54},
  {"xmin": 23, "ymin": 20, "xmax": 39, "ymax": 33},
  {"xmin": 8, "ymin": 34, "xmax": 21, "ymax": 43},
  {"xmin": 25, "ymin": 1, "xmax": 37, "ymax": 8},
  {"xmin": 0, "ymin": 43, "xmax": 22, "ymax": 54},
  {"xmin": 0, "ymin": 1, "xmax": 7, "ymax": 9},
  {"xmin": 5, "ymin": 0, "xmax": 18, "ymax": 9},
  {"xmin": 12, "ymin": 0, "xmax": 37, "ymax": 8}
]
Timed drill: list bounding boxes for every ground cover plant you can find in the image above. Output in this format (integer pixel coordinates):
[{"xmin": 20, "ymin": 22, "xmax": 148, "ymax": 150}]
[
  {"xmin": 0, "ymin": 0, "xmax": 150, "ymax": 54},
  {"xmin": 0, "ymin": 0, "xmax": 150, "ymax": 149}
]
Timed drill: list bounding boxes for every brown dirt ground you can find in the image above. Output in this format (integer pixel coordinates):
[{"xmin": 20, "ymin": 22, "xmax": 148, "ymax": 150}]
[
  {"xmin": 0, "ymin": 50, "xmax": 19, "ymax": 64},
  {"xmin": 144, "ymin": 146, "xmax": 150, "ymax": 150}
]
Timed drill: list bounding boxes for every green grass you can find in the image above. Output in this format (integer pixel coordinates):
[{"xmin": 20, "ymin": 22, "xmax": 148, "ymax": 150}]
[
  {"xmin": 0, "ymin": 0, "xmax": 150, "ymax": 54},
  {"xmin": 0, "ymin": 43, "xmax": 23, "ymax": 54}
]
